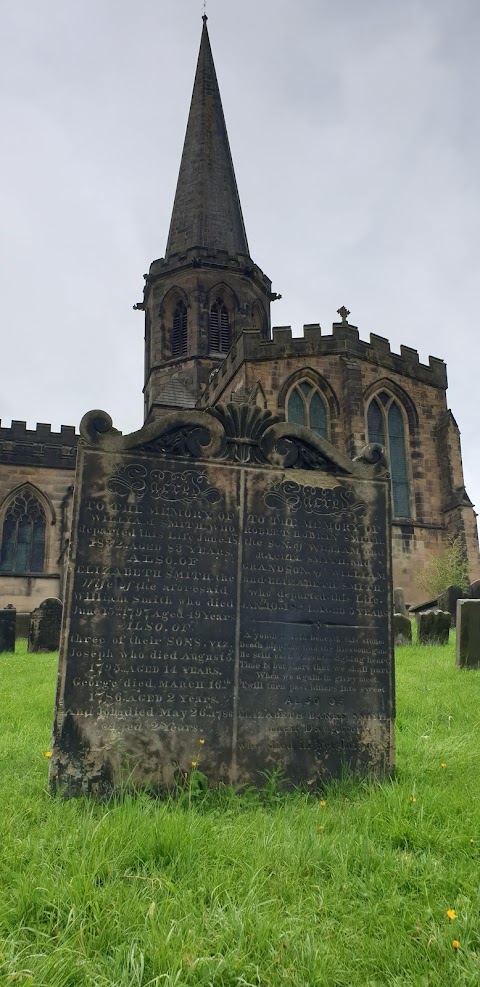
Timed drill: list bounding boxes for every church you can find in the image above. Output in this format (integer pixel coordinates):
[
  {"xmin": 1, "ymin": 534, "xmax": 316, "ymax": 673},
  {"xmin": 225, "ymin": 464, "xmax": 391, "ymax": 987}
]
[{"xmin": 0, "ymin": 16, "xmax": 478, "ymax": 613}]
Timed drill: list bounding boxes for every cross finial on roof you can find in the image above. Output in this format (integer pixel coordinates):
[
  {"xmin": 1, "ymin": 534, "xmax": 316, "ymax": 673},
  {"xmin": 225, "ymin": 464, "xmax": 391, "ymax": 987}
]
[{"xmin": 337, "ymin": 305, "xmax": 350, "ymax": 324}]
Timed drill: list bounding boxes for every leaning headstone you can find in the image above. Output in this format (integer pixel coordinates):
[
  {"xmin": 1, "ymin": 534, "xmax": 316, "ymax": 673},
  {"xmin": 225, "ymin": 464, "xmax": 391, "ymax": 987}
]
[
  {"xmin": 50, "ymin": 407, "xmax": 394, "ymax": 796},
  {"xmin": 469, "ymin": 579, "xmax": 480, "ymax": 599},
  {"xmin": 16, "ymin": 612, "xmax": 31, "ymax": 639},
  {"xmin": 0, "ymin": 606, "xmax": 16, "ymax": 653},
  {"xmin": 394, "ymin": 613, "xmax": 412, "ymax": 646},
  {"xmin": 393, "ymin": 587, "xmax": 408, "ymax": 618},
  {"xmin": 417, "ymin": 609, "xmax": 451, "ymax": 645},
  {"xmin": 28, "ymin": 599, "xmax": 63, "ymax": 652},
  {"xmin": 437, "ymin": 585, "xmax": 464, "ymax": 627},
  {"xmin": 456, "ymin": 600, "xmax": 480, "ymax": 668}
]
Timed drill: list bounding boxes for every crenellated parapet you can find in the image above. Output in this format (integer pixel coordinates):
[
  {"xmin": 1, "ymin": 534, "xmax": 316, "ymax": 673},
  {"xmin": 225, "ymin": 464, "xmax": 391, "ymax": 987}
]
[
  {"xmin": 198, "ymin": 320, "xmax": 447, "ymax": 407},
  {"xmin": 0, "ymin": 421, "xmax": 78, "ymax": 470}
]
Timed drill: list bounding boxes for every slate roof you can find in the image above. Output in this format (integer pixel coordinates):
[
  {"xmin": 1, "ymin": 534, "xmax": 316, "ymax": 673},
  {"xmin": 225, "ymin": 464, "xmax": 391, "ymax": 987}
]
[
  {"xmin": 154, "ymin": 381, "xmax": 196, "ymax": 409},
  {"xmin": 165, "ymin": 18, "xmax": 249, "ymax": 259}
]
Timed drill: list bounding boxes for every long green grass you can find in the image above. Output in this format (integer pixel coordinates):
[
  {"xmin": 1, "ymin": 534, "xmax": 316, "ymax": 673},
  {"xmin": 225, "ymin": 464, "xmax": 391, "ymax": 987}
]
[{"xmin": 1, "ymin": 637, "xmax": 479, "ymax": 986}]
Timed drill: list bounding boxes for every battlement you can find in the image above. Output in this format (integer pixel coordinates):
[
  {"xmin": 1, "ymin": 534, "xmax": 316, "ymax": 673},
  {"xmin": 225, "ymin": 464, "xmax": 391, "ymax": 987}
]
[
  {"xmin": 0, "ymin": 421, "xmax": 78, "ymax": 470},
  {"xmin": 198, "ymin": 319, "xmax": 448, "ymax": 407}
]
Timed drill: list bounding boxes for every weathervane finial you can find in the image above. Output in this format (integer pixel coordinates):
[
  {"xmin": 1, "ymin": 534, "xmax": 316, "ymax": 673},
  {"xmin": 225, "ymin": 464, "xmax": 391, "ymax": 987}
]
[{"xmin": 202, "ymin": 0, "xmax": 207, "ymax": 22}]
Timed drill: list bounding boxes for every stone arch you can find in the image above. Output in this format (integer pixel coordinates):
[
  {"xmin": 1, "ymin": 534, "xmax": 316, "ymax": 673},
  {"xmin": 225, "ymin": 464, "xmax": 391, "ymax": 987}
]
[
  {"xmin": 252, "ymin": 301, "xmax": 268, "ymax": 339},
  {"xmin": 278, "ymin": 367, "xmax": 340, "ymax": 443},
  {"xmin": 279, "ymin": 369, "xmax": 339, "ymax": 442},
  {"xmin": 207, "ymin": 283, "xmax": 238, "ymax": 353},
  {"xmin": 363, "ymin": 377, "xmax": 419, "ymax": 435}
]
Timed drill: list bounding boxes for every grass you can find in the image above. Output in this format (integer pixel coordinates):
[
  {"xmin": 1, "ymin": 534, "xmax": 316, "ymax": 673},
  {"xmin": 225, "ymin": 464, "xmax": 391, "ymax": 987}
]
[{"xmin": 1, "ymin": 637, "xmax": 480, "ymax": 986}]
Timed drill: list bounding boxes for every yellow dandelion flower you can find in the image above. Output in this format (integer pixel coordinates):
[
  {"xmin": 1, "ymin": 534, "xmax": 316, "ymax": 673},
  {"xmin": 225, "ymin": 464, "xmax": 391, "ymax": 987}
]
[
  {"xmin": 318, "ymin": 826, "xmax": 324, "ymax": 833},
  {"xmin": 440, "ymin": 762, "xmax": 447, "ymax": 768},
  {"xmin": 446, "ymin": 909, "xmax": 457, "ymax": 920},
  {"xmin": 409, "ymin": 794, "xmax": 416, "ymax": 803},
  {"xmin": 191, "ymin": 760, "xmax": 197, "ymax": 768},
  {"xmin": 452, "ymin": 940, "xmax": 460, "ymax": 950},
  {"xmin": 199, "ymin": 739, "xmax": 205, "ymax": 745},
  {"xmin": 470, "ymin": 838, "xmax": 475, "ymax": 845},
  {"xmin": 44, "ymin": 751, "xmax": 52, "ymax": 758},
  {"xmin": 319, "ymin": 800, "xmax": 327, "ymax": 807}
]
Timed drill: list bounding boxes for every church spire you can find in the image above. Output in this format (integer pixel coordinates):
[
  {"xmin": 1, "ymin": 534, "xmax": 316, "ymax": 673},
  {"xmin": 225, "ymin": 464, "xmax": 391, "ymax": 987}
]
[{"xmin": 165, "ymin": 17, "xmax": 249, "ymax": 259}]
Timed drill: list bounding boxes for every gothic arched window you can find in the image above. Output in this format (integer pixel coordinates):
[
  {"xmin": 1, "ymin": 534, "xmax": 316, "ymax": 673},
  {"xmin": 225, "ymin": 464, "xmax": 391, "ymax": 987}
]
[
  {"xmin": 172, "ymin": 301, "xmax": 188, "ymax": 357},
  {"xmin": 0, "ymin": 490, "xmax": 46, "ymax": 573},
  {"xmin": 286, "ymin": 382, "xmax": 328, "ymax": 438},
  {"xmin": 209, "ymin": 301, "xmax": 230, "ymax": 354},
  {"xmin": 367, "ymin": 391, "xmax": 411, "ymax": 517}
]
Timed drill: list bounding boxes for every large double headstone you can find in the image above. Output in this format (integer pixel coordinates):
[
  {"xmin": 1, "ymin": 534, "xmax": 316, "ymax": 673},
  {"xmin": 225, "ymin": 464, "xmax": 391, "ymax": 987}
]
[
  {"xmin": 28, "ymin": 598, "xmax": 63, "ymax": 652},
  {"xmin": 0, "ymin": 606, "xmax": 16, "ymax": 653},
  {"xmin": 417, "ymin": 609, "xmax": 451, "ymax": 645},
  {"xmin": 50, "ymin": 405, "xmax": 395, "ymax": 795}
]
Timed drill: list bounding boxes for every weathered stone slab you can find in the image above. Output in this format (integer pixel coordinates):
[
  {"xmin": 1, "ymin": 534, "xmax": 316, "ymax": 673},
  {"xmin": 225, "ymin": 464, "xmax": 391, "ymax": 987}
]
[
  {"xmin": 28, "ymin": 598, "xmax": 63, "ymax": 652},
  {"xmin": 16, "ymin": 612, "xmax": 31, "ymax": 639},
  {"xmin": 417, "ymin": 609, "xmax": 451, "ymax": 645},
  {"xmin": 470, "ymin": 579, "xmax": 480, "ymax": 600},
  {"xmin": 393, "ymin": 588, "xmax": 408, "ymax": 618},
  {"xmin": 0, "ymin": 606, "xmax": 16, "ymax": 652},
  {"xmin": 393, "ymin": 613, "xmax": 412, "ymax": 646},
  {"xmin": 437, "ymin": 585, "xmax": 464, "ymax": 626},
  {"xmin": 456, "ymin": 600, "xmax": 480, "ymax": 668},
  {"xmin": 50, "ymin": 406, "xmax": 394, "ymax": 795}
]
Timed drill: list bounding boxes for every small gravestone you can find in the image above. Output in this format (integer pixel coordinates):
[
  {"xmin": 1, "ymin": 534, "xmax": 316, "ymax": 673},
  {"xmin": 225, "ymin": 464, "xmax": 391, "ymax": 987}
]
[
  {"xmin": 49, "ymin": 406, "xmax": 395, "ymax": 796},
  {"xmin": 28, "ymin": 598, "xmax": 63, "ymax": 652},
  {"xmin": 456, "ymin": 600, "xmax": 480, "ymax": 668},
  {"xmin": 16, "ymin": 612, "xmax": 30, "ymax": 639},
  {"xmin": 418, "ymin": 609, "xmax": 451, "ymax": 645},
  {"xmin": 393, "ymin": 613, "xmax": 412, "ymax": 646},
  {"xmin": 469, "ymin": 579, "xmax": 480, "ymax": 599},
  {"xmin": 437, "ymin": 586, "xmax": 464, "ymax": 626},
  {"xmin": 393, "ymin": 587, "xmax": 408, "ymax": 618},
  {"xmin": 0, "ymin": 606, "xmax": 16, "ymax": 652}
]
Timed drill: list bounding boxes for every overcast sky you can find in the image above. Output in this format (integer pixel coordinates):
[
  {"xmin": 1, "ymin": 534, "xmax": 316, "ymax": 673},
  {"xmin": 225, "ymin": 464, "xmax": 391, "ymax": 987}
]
[{"xmin": 1, "ymin": 0, "xmax": 479, "ymax": 508}]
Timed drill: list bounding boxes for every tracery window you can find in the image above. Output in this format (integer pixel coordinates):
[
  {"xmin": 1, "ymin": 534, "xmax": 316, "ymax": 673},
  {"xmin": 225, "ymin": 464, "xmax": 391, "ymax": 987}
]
[
  {"xmin": 172, "ymin": 301, "xmax": 188, "ymax": 357},
  {"xmin": 209, "ymin": 301, "xmax": 230, "ymax": 353},
  {"xmin": 367, "ymin": 391, "xmax": 410, "ymax": 517},
  {"xmin": 0, "ymin": 490, "xmax": 46, "ymax": 573},
  {"xmin": 286, "ymin": 382, "xmax": 327, "ymax": 438}
]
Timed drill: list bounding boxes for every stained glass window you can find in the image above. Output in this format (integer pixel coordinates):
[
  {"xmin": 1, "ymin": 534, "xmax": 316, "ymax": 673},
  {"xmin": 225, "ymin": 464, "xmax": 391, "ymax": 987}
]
[
  {"xmin": 0, "ymin": 491, "xmax": 46, "ymax": 573},
  {"xmin": 286, "ymin": 383, "xmax": 328, "ymax": 438},
  {"xmin": 367, "ymin": 393, "xmax": 411, "ymax": 517}
]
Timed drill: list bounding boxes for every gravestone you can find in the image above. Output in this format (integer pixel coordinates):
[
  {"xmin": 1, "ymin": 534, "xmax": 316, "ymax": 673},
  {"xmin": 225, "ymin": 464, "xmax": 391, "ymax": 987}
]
[
  {"xmin": 0, "ymin": 606, "xmax": 16, "ymax": 652},
  {"xmin": 469, "ymin": 579, "xmax": 480, "ymax": 599},
  {"xmin": 16, "ymin": 612, "xmax": 31, "ymax": 639},
  {"xmin": 417, "ymin": 609, "xmax": 451, "ymax": 645},
  {"xmin": 393, "ymin": 587, "xmax": 408, "ymax": 618},
  {"xmin": 393, "ymin": 613, "xmax": 412, "ymax": 646},
  {"xmin": 50, "ymin": 406, "xmax": 394, "ymax": 795},
  {"xmin": 437, "ymin": 585, "xmax": 464, "ymax": 626},
  {"xmin": 456, "ymin": 600, "xmax": 480, "ymax": 668},
  {"xmin": 28, "ymin": 598, "xmax": 63, "ymax": 652}
]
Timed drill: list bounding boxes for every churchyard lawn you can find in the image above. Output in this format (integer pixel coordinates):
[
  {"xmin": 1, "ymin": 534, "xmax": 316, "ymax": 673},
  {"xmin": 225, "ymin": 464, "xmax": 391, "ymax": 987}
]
[{"xmin": 1, "ymin": 636, "xmax": 479, "ymax": 987}]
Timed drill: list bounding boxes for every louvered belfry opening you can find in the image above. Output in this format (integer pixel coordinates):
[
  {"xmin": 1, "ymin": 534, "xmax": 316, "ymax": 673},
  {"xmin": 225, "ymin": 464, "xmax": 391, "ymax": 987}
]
[
  {"xmin": 209, "ymin": 301, "xmax": 231, "ymax": 354},
  {"xmin": 172, "ymin": 301, "xmax": 188, "ymax": 357}
]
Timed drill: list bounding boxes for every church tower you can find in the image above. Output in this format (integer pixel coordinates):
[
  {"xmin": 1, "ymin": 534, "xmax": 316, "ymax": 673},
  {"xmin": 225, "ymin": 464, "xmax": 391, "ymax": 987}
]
[{"xmin": 140, "ymin": 16, "xmax": 273, "ymax": 421}]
